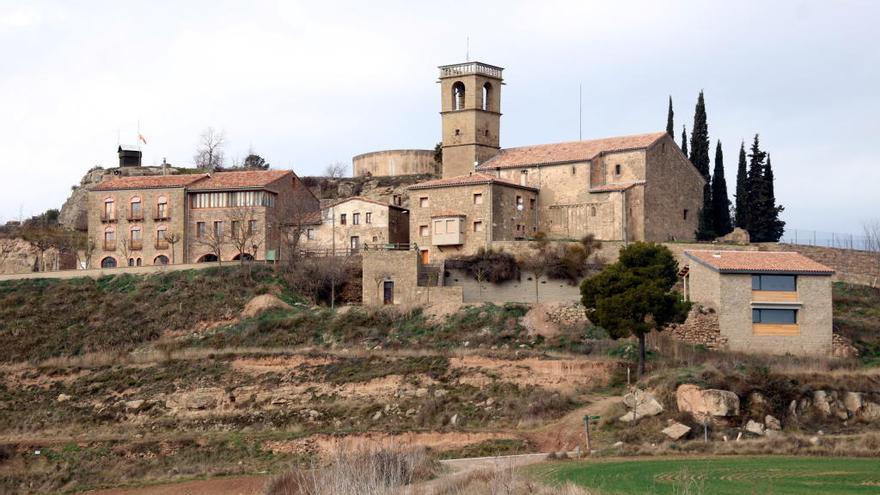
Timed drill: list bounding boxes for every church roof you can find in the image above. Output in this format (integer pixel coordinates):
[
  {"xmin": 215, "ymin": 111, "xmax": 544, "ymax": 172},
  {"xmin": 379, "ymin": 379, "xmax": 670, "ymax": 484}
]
[
  {"xmin": 408, "ymin": 172, "xmax": 538, "ymax": 191},
  {"xmin": 477, "ymin": 132, "xmax": 667, "ymax": 170}
]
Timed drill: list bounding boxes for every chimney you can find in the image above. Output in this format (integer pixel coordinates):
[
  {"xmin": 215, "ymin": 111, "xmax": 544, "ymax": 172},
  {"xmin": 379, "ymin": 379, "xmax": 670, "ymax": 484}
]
[{"xmin": 117, "ymin": 145, "xmax": 142, "ymax": 167}]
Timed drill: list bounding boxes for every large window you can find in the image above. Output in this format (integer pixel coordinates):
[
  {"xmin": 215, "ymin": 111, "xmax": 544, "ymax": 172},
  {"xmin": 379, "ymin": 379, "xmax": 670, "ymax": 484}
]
[
  {"xmin": 353, "ymin": 213, "xmax": 360, "ymax": 225},
  {"xmin": 753, "ymin": 308, "xmax": 797, "ymax": 324},
  {"xmin": 196, "ymin": 222, "xmax": 206, "ymax": 238},
  {"xmin": 752, "ymin": 274, "xmax": 796, "ymax": 291},
  {"xmin": 190, "ymin": 191, "xmax": 276, "ymax": 209},
  {"xmin": 129, "ymin": 197, "xmax": 142, "ymax": 220},
  {"xmin": 156, "ymin": 197, "xmax": 169, "ymax": 219}
]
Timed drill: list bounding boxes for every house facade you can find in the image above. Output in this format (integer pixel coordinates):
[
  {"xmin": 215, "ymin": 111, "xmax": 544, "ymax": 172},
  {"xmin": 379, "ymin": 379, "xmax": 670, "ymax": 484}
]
[
  {"xmin": 683, "ymin": 250, "xmax": 835, "ymax": 356},
  {"xmin": 407, "ymin": 173, "xmax": 538, "ymax": 263},
  {"xmin": 300, "ymin": 197, "xmax": 409, "ymax": 253},
  {"xmin": 88, "ymin": 170, "xmax": 319, "ymax": 268}
]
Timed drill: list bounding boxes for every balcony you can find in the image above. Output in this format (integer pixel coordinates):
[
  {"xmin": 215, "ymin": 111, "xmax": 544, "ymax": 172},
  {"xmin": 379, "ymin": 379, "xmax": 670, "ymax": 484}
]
[
  {"xmin": 439, "ymin": 62, "xmax": 503, "ymax": 79},
  {"xmin": 155, "ymin": 239, "xmax": 170, "ymax": 250},
  {"xmin": 431, "ymin": 216, "xmax": 464, "ymax": 246},
  {"xmin": 154, "ymin": 208, "xmax": 170, "ymax": 221},
  {"xmin": 127, "ymin": 211, "xmax": 144, "ymax": 222},
  {"xmin": 100, "ymin": 213, "xmax": 117, "ymax": 223},
  {"xmin": 130, "ymin": 240, "xmax": 143, "ymax": 251},
  {"xmin": 103, "ymin": 241, "xmax": 116, "ymax": 251}
]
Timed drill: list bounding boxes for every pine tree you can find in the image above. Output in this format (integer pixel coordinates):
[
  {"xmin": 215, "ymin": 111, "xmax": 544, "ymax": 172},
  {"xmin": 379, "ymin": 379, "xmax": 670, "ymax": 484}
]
[
  {"xmin": 734, "ymin": 141, "xmax": 748, "ymax": 229},
  {"xmin": 666, "ymin": 96, "xmax": 674, "ymax": 138},
  {"xmin": 681, "ymin": 125, "xmax": 688, "ymax": 158},
  {"xmin": 749, "ymin": 153, "xmax": 785, "ymax": 242},
  {"xmin": 690, "ymin": 91, "xmax": 714, "ymax": 240},
  {"xmin": 711, "ymin": 141, "xmax": 733, "ymax": 236}
]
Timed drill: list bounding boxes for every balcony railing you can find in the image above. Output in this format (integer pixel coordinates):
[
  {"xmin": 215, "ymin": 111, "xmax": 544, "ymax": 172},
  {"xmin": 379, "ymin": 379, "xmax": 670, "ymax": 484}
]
[
  {"xmin": 103, "ymin": 241, "xmax": 116, "ymax": 251},
  {"xmin": 100, "ymin": 213, "xmax": 117, "ymax": 223},
  {"xmin": 154, "ymin": 209, "xmax": 170, "ymax": 221},
  {"xmin": 438, "ymin": 62, "xmax": 503, "ymax": 79},
  {"xmin": 155, "ymin": 239, "xmax": 170, "ymax": 250},
  {"xmin": 130, "ymin": 240, "xmax": 143, "ymax": 250},
  {"xmin": 128, "ymin": 211, "xmax": 144, "ymax": 221}
]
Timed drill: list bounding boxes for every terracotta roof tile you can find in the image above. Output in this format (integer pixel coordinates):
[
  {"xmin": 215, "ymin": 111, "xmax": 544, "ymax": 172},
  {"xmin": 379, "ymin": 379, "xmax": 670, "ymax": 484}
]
[
  {"xmin": 188, "ymin": 170, "xmax": 293, "ymax": 190},
  {"xmin": 92, "ymin": 174, "xmax": 208, "ymax": 191},
  {"xmin": 684, "ymin": 250, "xmax": 835, "ymax": 275},
  {"xmin": 408, "ymin": 172, "xmax": 537, "ymax": 191},
  {"xmin": 476, "ymin": 132, "xmax": 667, "ymax": 170}
]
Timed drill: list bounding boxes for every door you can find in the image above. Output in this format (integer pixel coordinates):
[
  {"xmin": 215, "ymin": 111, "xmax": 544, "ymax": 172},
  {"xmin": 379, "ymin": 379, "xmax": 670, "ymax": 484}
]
[
  {"xmin": 420, "ymin": 249, "xmax": 430, "ymax": 265},
  {"xmin": 383, "ymin": 281, "xmax": 394, "ymax": 305},
  {"xmin": 350, "ymin": 236, "xmax": 360, "ymax": 252}
]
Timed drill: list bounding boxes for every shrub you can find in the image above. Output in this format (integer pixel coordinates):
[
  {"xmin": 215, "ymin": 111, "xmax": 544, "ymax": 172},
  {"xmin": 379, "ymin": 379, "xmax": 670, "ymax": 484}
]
[{"xmin": 447, "ymin": 248, "xmax": 520, "ymax": 283}]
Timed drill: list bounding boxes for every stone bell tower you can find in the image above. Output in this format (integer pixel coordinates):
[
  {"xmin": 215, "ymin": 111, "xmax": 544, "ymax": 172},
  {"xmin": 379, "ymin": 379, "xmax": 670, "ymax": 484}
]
[{"xmin": 438, "ymin": 62, "xmax": 503, "ymax": 178}]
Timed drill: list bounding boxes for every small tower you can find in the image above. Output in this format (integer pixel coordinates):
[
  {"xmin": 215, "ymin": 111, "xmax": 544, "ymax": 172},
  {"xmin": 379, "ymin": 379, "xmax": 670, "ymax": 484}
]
[
  {"xmin": 117, "ymin": 145, "xmax": 142, "ymax": 167},
  {"xmin": 438, "ymin": 62, "xmax": 503, "ymax": 178}
]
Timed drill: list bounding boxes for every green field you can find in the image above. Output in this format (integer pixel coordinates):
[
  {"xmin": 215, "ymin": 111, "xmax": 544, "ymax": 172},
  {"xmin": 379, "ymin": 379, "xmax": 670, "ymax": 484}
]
[{"xmin": 537, "ymin": 456, "xmax": 880, "ymax": 495}]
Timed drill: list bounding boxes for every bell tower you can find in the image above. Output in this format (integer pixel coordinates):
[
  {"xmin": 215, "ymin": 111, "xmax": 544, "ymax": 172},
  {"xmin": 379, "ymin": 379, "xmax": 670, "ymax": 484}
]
[{"xmin": 438, "ymin": 62, "xmax": 503, "ymax": 178}]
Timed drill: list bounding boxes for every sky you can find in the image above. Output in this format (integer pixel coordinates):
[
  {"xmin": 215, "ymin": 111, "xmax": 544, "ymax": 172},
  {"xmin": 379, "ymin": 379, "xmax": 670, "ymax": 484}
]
[{"xmin": 1, "ymin": 0, "xmax": 878, "ymax": 235}]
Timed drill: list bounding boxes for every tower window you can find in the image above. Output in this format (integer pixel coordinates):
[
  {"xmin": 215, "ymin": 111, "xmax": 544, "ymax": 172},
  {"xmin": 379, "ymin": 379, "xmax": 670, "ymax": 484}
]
[
  {"xmin": 482, "ymin": 82, "xmax": 492, "ymax": 111},
  {"xmin": 484, "ymin": 129, "xmax": 490, "ymax": 137},
  {"xmin": 455, "ymin": 129, "xmax": 460, "ymax": 136},
  {"xmin": 683, "ymin": 209, "xmax": 689, "ymax": 220},
  {"xmin": 452, "ymin": 81, "xmax": 465, "ymax": 110}
]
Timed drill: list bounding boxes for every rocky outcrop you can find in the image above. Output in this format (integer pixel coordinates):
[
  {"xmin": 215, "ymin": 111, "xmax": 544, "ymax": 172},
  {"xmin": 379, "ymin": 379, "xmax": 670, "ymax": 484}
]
[
  {"xmin": 619, "ymin": 389, "xmax": 663, "ymax": 422},
  {"xmin": 302, "ymin": 174, "xmax": 435, "ymax": 208},
  {"xmin": 676, "ymin": 384, "xmax": 740, "ymax": 419},
  {"xmin": 661, "ymin": 422, "xmax": 691, "ymax": 440},
  {"xmin": 832, "ymin": 334, "xmax": 859, "ymax": 358},
  {"xmin": 0, "ymin": 237, "xmax": 71, "ymax": 274},
  {"xmin": 718, "ymin": 228, "xmax": 750, "ymax": 245},
  {"xmin": 668, "ymin": 307, "xmax": 728, "ymax": 350}
]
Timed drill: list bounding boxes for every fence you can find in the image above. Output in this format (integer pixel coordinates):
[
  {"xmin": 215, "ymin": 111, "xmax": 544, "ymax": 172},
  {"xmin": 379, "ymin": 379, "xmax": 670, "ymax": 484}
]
[{"xmin": 779, "ymin": 229, "xmax": 876, "ymax": 252}]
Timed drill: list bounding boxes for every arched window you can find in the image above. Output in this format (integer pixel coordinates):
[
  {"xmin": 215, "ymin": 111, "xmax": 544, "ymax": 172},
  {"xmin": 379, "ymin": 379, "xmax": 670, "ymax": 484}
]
[
  {"xmin": 136, "ymin": 258, "xmax": 142, "ymax": 266},
  {"xmin": 100, "ymin": 256, "xmax": 117, "ymax": 268},
  {"xmin": 128, "ymin": 258, "xmax": 135, "ymax": 267},
  {"xmin": 102, "ymin": 198, "xmax": 115, "ymax": 221},
  {"xmin": 482, "ymin": 82, "xmax": 492, "ymax": 111},
  {"xmin": 154, "ymin": 255, "xmax": 169, "ymax": 265},
  {"xmin": 452, "ymin": 81, "xmax": 465, "ymax": 110},
  {"xmin": 103, "ymin": 227, "xmax": 116, "ymax": 250},
  {"xmin": 156, "ymin": 196, "xmax": 169, "ymax": 220},
  {"xmin": 198, "ymin": 254, "xmax": 219, "ymax": 263},
  {"xmin": 156, "ymin": 226, "xmax": 168, "ymax": 249},
  {"xmin": 129, "ymin": 196, "xmax": 142, "ymax": 220},
  {"xmin": 130, "ymin": 226, "xmax": 142, "ymax": 250}
]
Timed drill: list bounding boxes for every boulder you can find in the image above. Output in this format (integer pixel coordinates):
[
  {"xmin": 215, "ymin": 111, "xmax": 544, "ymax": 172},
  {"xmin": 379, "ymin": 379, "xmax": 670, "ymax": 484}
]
[
  {"xmin": 747, "ymin": 392, "xmax": 768, "ymax": 416},
  {"xmin": 812, "ymin": 391, "xmax": 832, "ymax": 416},
  {"xmin": 764, "ymin": 415, "xmax": 782, "ymax": 431},
  {"xmin": 371, "ymin": 410, "xmax": 383, "ymax": 421},
  {"xmin": 661, "ymin": 422, "xmax": 691, "ymax": 440},
  {"xmin": 842, "ymin": 392, "xmax": 863, "ymax": 414},
  {"xmin": 241, "ymin": 294, "xmax": 292, "ymax": 319},
  {"xmin": 124, "ymin": 399, "xmax": 146, "ymax": 412},
  {"xmin": 165, "ymin": 391, "xmax": 221, "ymax": 411},
  {"xmin": 56, "ymin": 393, "xmax": 72, "ymax": 403},
  {"xmin": 745, "ymin": 419, "xmax": 765, "ymax": 436},
  {"xmin": 619, "ymin": 389, "xmax": 663, "ymax": 422},
  {"xmin": 860, "ymin": 402, "xmax": 880, "ymax": 421},
  {"xmin": 718, "ymin": 228, "xmax": 750, "ymax": 245},
  {"xmin": 450, "ymin": 414, "xmax": 460, "ymax": 426},
  {"xmin": 676, "ymin": 384, "xmax": 740, "ymax": 419}
]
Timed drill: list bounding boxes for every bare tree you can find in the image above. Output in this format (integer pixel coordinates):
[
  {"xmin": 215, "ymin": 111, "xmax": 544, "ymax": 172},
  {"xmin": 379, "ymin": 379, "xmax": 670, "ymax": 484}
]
[
  {"xmin": 118, "ymin": 236, "xmax": 133, "ymax": 267},
  {"xmin": 193, "ymin": 127, "xmax": 226, "ymax": 170},
  {"xmin": 195, "ymin": 222, "xmax": 225, "ymax": 266},
  {"xmin": 165, "ymin": 232, "xmax": 182, "ymax": 265},
  {"xmin": 226, "ymin": 205, "xmax": 263, "ymax": 266},
  {"xmin": 324, "ymin": 162, "xmax": 348, "ymax": 178}
]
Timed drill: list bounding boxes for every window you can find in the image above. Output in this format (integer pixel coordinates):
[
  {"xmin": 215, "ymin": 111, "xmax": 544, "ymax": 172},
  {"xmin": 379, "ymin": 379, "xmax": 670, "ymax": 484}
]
[
  {"xmin": 445, "ymin": 219, "xmax": 456, "ymax": 233},
  {"xmin": 419, "ymin": 197, "xmax": 429, "ymax": 208},
  {"xmin": 156, "ymin": 228, "xmax": 168, "ymax": 249},
  {"xmin": 196, "ymin": 222, "xmax": 206, "ymax": 238},
  {"xmin": 516, "ymin": 196, "xmax": 523, "ymax": 210},
  {"xmin": 434, "ymin": 221, "xmax": 443, "ymax": 234},
  {"xmin": 157, "ymin": 228, "xmax": 166, "ymax": 240},
  {"xmin": 350, "ymin": 236, "xmax": 360, "ymax": 250},
  {"xmin": 530, "ymin": 198, "xmax": 536, "ymax": 210},
  {"xmin": 452, "ymin": 81, "xmax": 465, "ymax": 110},
  {"xmin": 248, "ymin": 220, "xmax": 257, "ymax": 234},
  {"xmin": 101, "ymin": 257, "xmax": 117, "ymax": 268},
  {"xmin": 473, "ymin": 221, "xmax": 483, "ymax": 232},
  {"xmin": 455, "ymin": 129, "xmax": 460, "ymax": 136},
  {"xmin": 365, "ymin": 212, "xmax": 372, "ymax": 224},
  {"xmin": 520, "ymin": 170, "xmax": 528, "ymax": 186},
  {"xmin": 129, "ymin": 198, "xmax": 142, "ymax": 220},
  {"xmin": 614, "ymin": 164, "xmax": 621, "ymax": 175},
  {"xmin": 103, "ymin": 228, "xmax": 115, "ymax": 249},
  {"xmin": 213, "ymin": 221, "xmax": 223, "ymax": 237},
  {"xmin": 372, "ymin": 236, "xmax": 378, "ymax": 242},
  {"xmin": 753, "ymin": 308, "xmax": 797, "ymax": 324},
  {"xmin": 473, "ymin": 193, "xmax": 483, "ymax": 205},
  {"xmin": 419, "ymin": 225, "xmax": 429, "ymax": 237},
  {"xmin": 130, "ymin": 227, "xmax": 141, "ymax": 242},
  {"xmin": 231, "ymin": 221, "xmax": 241, "ymax": 238},
  {"xmin": 571, "ymin": 166, "xmax": 577, "ymax": 175},
  {"xmin": 591, "ymin": 206, "xmax": 597, "ymax": 217},
  {"xmin": 156, "ymin": 197, "xmax": 169, "ymax": 219},
  {"xmin": 683, "ymin": 209, "xmax": 689, "ymax": 220},
  {"xmin": 340, "ymin": 213, "xmax": 347, "ymax": 225},
  {"xmin": 136, "ymin": 258, "xmax": 142, "ymax": 267},
  {"xmin": 190, "ymin": 191, "xmax": 275, "ymax": 209},
  {"xmin": 482, "ymin": 82, "xmax": 491, "ymax": 110},
  {"xmin": 306, "ymin": 228, "xmax": 315, "ymax": 240},
  {"xmin": 103, "ymin": 199, "xmax": 115, "ymax": 220},
  {"xmin": 128, "ymin": 258, "xmax": 135, "ymax": 267},
  {"xmin": 752, "ymin": 274, "xmax": 797, "ymax": 291},
  {"xmin": 154, "ymin": 255, "xmax": 169, "ymax": 265},
  {"xmin": 353, "ymin": 213, "xmax": 360, "ymax": 225},
  {"xmin": 392, "ymin": 195, "xmax": 402, "ymax": 206}
]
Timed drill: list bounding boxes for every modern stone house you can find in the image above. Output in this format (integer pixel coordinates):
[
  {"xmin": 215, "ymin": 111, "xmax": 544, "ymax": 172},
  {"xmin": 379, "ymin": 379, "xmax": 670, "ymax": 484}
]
[
  {"xmin": 683, "ymin": 250, "xmax": 835, "ymax": 356},
  {"xmin": 407, "ymin": 173, "xmax": 538, "ymax": 263},
  {"xmin": 88, "ymin": 170, "xmax": 319, "ymax": 267},
  {"xmin": 300, "ymin": 196, "xmax": 409, "ymax": 253}
]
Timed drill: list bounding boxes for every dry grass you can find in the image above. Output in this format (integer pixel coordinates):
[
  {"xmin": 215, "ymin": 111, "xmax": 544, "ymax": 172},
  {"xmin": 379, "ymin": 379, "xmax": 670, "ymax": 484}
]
[
  {"xmin": 616, "ymin": 432, "xmax": 880, "ymax": 457},
  {"xmin": 429, "ymin": 463, "xmax": 592, "ymax": 495}
]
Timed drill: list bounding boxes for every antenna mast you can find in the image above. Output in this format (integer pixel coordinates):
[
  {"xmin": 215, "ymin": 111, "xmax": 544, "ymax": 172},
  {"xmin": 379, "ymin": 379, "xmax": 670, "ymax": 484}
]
[{"xmin": 466, "ymin": 36, "xmax": 470, "ymax": 61}]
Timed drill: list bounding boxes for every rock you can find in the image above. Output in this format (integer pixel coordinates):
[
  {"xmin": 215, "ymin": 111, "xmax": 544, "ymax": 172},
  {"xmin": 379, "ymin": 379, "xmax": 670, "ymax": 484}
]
[
  {"xmin": 612, "ymin": 441, "xmax": 624, "ymax": 448},
  {"xmin": 745, "ymin": 419, "xmax": 765, "ymax": 436},
  {"xmin": 809, "ymin": 436, "xmax": 820, "ymax": 446},
  {"xmin": 764, "ymin": 415, "xmax": 782, "ymax": 431},
  {"xmin": 619, "ymin": 389, "xmax": 663, "ymax": 422},
  {"xmin": 241, "ymin": 294, "xmax": 292, "ymax": 319},
  {"xmin": 787, "ymin": 400, "xmax": 798, "ymax": 418},
  {"xmin": 718, "ymin": 227, "xmax": 750, "ymax": 245},
  {"xmin": 485, "ymin": 398, "xmax": 495, "ymax": 407},
  {"xmin": 860, "ymin": 402, "xmax": 880, "ymax": 421},
  {"xmin": 747, "ymin": 392, "xmax": 768, "ymax": 415},
  {"xmin": 676, "ymin": 384, "xmax": 740, "ymax": 419},
  {"xmin": 405, "ymin": 408, "xmax": 416, "ymax": 417},
  {"xmin": 812, "ymin": 391, "xmax": 832, "ymax": 416},
  {"xmin": 124, "ymin": 399, "xmax": 146, "ymax": 412},
  {"xmin": 165, "ymin": 391, "xmax": 220, "ymax": 410},
  {"xmin": 371, "ymin": 411, "xmax": 383, "ymax": 421},
  {"xmin": 832, "ymin": 334, "xmax": 860, "ymax": 358},
  {"xmin": 842, "ymin": 392, "xmax": 863, "ymax": 414},
  {"xmin": 56, "ymin": 393, "xmax": 72, "ymax": 403},
  {"xmin": 661, "ymin": 422, "xmax": 691, "ymax": 440},
  {"xmin": 450, "ymin": 414, "xmax": 459, "ymax": 426}
]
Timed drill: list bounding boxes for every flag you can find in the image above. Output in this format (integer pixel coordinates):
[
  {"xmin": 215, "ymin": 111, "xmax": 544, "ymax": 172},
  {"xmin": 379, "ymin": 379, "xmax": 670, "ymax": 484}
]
[{"xmin": 138, "ymin": 133, "xmax": 147, "ymax": 145}]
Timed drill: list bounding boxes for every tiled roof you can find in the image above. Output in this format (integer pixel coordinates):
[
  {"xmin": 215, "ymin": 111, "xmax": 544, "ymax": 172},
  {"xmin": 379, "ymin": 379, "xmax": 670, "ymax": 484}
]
[
  {"xmin": 684, "ymin": 250, "xmax": 835, "ymax": 275},
  {"xmin": 188, "ymin": 170, "xmax": 292, "ymax": 190},
  {"xmin": 476, "ymin": 132, "xmax": 667, "ymax": 170},
  {"xmin": 430, "ymin": 210, "xmax": 466, "ymax": 218},
  {"xmin": 326, "ymin": 196, "xmax": 406, "ymax": 210},
  {"xmin": 92, "ymin": 174, "xmax": 208, "ymax": 191},
  {"xmin": 589, "ymin": 181, "xmax": 646, "ymax": 193},
  {"xmin": 408, "ymin": 172, "xmax": 538, "ymax": 191}
]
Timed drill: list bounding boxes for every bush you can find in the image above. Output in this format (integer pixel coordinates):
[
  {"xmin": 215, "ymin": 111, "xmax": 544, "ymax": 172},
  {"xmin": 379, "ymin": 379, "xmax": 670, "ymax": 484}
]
[{"xmin": 447, "ymin": 248, "xmax": 520, "ymax": 283}]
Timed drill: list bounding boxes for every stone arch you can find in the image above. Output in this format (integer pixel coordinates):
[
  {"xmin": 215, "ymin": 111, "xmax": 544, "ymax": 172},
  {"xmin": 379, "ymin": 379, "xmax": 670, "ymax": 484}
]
[
  {"xmin": 482, "ymin": 82, "xmax": 492, "ymax": 111},
  {"xmin": 100, "ymin": 256, "xmax": 117, "ymax": 268},
  {"xmin": 154, "ymin": 255, "xmax": 169, "ymax": 265},
  {"xmin": 452, "ymin": 81, "xmax": 465, "ymax": 110},
  {"xmin": 232, "ymin": 253, "xmax": 254, "ymax": 261},
  {"xmin": 197, "ymin": 253, "xmax": 219, "ymax": 263}
]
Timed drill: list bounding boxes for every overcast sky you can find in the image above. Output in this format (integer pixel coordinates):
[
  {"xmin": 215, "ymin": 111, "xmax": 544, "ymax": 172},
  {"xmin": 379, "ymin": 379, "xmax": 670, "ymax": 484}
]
[{"xmin": 1, "ymin": 0, "xmax": 878, "ymax": 235}]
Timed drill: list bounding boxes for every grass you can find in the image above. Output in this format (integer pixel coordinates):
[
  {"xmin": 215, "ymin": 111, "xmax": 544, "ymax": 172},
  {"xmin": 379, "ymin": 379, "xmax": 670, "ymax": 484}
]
[
  {"xmin": 536, "ymin": 456, "xmax": 880, "ymax": 494},
  {"xmin": 833, "ymin": 282, "xmax": 880, "ymax": 362}
]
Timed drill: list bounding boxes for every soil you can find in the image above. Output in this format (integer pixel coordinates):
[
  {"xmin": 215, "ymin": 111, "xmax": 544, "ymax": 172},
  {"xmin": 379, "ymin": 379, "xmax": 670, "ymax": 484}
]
[{"xmin": 78, "ymin": 475, "xmax": 268, "ymax": 495}]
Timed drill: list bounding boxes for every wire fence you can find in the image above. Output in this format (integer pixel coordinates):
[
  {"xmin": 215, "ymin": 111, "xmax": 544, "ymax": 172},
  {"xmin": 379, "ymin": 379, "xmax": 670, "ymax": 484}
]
[{"xmin": 780, "ymin": 228, "xmax": 877, "ymax": 252}]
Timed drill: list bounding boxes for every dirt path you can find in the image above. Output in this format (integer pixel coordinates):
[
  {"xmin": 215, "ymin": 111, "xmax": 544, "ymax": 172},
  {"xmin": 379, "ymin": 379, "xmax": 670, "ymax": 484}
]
[
  {"xmin": 523, "ymin": 393, "xmax": 621, "ymax": 452},
  {"xmin": 79, "ymin": 475, "xmax": 269, "ymax": 495}
]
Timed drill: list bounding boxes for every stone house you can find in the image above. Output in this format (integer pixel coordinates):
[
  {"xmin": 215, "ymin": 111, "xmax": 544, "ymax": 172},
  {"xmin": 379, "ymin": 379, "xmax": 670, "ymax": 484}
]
[
  {"xmin": 683, "ymin": 250, "xmax": 835, "ymax": 356},
  {"xmin": 361, "ymin": 245, "xmax": 462, "ymax": 307},
  {"xmin": 88, "ymin": 170, "xmax": 319, "ymax": 267},
  {"xmin": 407, "ymin": 173, "xmax": 538, "ymax": 263},
  {"xmin": 300, "ymin": 196, "xmax": 409, "ymax": 253}
]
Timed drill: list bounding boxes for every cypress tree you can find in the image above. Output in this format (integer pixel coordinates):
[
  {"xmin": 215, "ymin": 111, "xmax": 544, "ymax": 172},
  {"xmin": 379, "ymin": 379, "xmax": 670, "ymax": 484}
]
[
  {"xmin": 711, "ymin": 141, "xmax": 733, "ymax": 236},
  {"xmin": 681, "ymin": 125, "xmax": 688, "ymax": 158},
  {"xmin": 666, "ymin": 96, "xmax": 674, "ymax": 138},
  {"xmin": 749, "ymin": 154, "xmax": 785, "ymax": 242},
  {"xmin": 734, "ymin": 141, "xmax": 748, "ymax": 229},
  {"xmin": 746, "ymin": 134, "xmax": 767, "ymax": 230},
  {"xmin": 690, "ymin": 91, "xmax": 714, "ymax": 240}
]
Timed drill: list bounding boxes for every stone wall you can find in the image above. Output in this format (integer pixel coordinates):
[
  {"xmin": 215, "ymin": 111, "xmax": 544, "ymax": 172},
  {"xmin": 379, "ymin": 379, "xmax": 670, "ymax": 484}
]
[
  {"xmin": 444, "ymin": 267, "xmax": 580, "ymax": 304},
  {"xmin": 644, "ymin": 135, "xmax": 704, "ymax": 242},
  {"xmin": 352, "ymin": 150, "xmax": 438, "ymax": 177},
  {"xmin": 668, "ymin": 307, "xmax": 728, "ymax": 350},
  {"xmin": 361, "ymin": 248, "xmax": 462, "ymax": 308}
]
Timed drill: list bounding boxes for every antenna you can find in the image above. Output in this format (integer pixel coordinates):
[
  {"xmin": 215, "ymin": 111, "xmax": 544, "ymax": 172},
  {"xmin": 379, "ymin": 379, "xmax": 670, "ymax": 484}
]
[
  {"xmin": 579, "ymin": 84, "xmax": 583, "ymax": 141},
  {"xmin": 466, "ymin": 36, "xmax": 470, "ymax": 61}
]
